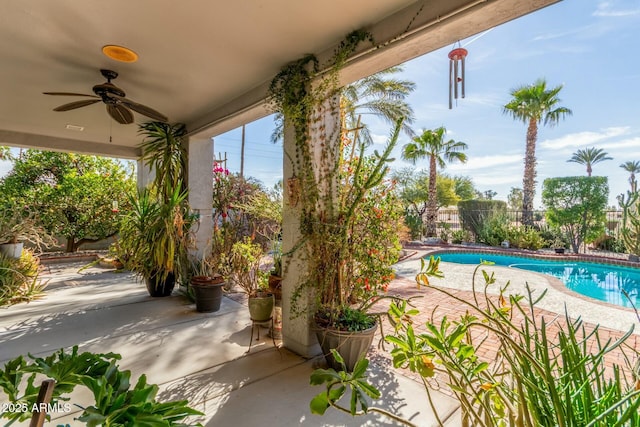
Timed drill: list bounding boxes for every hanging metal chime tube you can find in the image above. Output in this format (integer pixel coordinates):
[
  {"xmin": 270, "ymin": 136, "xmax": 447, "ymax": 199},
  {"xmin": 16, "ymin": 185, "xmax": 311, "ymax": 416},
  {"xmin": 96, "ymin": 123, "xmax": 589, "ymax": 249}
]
[{"xmin": 447, "ymin": 47, "xmax": 468, "ymax": 109}]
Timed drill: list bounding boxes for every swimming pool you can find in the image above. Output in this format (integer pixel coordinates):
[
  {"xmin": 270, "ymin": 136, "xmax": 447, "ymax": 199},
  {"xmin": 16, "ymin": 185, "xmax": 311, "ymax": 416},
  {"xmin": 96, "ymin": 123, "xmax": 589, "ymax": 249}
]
[{"xmin": 434, "ymin": 252, "xmax": 640, "ymax": 309}]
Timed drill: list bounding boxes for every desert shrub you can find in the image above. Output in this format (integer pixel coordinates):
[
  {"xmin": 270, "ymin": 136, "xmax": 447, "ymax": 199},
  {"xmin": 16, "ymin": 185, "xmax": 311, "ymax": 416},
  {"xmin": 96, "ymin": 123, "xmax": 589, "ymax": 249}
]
[
  {"xmin": 458, "ymin": 200, "xmax": 507, "ymax": 238},
  {"xmin": 508, "ymin": 226, "xmax": 545, "ymax": 250},
  {"xmin": 0, "ymin": 250, "xmax": 44, "ymax": 306},
  {"xmin": 451, "ymin": 229, "xmax": 472, "ymax": 244},
  {"xmin": 476, "ymin": 213, "xmax": 510, "ymax": 246}
]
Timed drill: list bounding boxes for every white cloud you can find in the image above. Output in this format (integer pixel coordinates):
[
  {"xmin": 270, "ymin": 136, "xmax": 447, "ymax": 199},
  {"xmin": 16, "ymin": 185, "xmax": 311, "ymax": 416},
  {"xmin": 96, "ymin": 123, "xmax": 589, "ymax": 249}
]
[
  {"xmin": 370, "ymin": 133, "xmax": 388, "ymax": 145},
  {"xmin": 593, "ymin": 1, "xmax": 640, "ymax": 17},
  {"xmin": 540, "ymin": 127, "xmax": 631, "ymax": 149}
]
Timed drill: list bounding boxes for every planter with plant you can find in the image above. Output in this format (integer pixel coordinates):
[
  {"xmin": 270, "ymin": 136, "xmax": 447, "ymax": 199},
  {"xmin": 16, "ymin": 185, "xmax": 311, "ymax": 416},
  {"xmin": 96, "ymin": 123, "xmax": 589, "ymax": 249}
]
[
  {"xmin": 224, "ymin": 237, "xmax": 273, "ymax": 322},
  {"xmin": 0, "ymin": 201, "xmax": 55, "ymax": 258},
  {"xmin": 189, "ymin": 252, "xmax": 225, "ymax": 313},
  {"xmin": 268, "ymin": 29, "xmax": 404, "ymax": 371},
  {"xmin": 117, "ymin": 122, "xmax": 194, "ymax": 297}
]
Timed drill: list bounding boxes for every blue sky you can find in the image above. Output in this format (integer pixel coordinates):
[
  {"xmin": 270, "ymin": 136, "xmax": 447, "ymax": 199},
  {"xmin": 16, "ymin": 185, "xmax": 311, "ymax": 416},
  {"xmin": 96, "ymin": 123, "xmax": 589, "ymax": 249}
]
[
  {"xmin": 1, "ymin": 1, "xmax": 638, "ymax": 209},
  {"xmin": 213, "ymin": 0, "xmax": 640, "ymax": 208}
]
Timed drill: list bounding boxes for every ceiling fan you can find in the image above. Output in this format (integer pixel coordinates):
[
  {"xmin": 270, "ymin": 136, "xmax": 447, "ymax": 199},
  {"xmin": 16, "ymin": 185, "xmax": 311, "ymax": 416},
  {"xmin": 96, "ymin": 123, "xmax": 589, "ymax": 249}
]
[{"xmin": 43, "ymin": 69, "xmax": 168, "ymax": 124}]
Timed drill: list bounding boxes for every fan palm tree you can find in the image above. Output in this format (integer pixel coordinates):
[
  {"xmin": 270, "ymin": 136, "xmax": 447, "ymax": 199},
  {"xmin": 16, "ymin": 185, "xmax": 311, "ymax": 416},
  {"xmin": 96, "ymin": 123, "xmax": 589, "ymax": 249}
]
[
  {"xmin": 341, "ymin": 66, "xmax": 416, "ymax": 143},
  {"xmin": 271, "ymin": 66, "xmax": 415, "ymax": 144},
  {"xmin": 503, "ymin": 78, "xmax": 572, "ymax": 226},
  {"xmin": 620, "ymin": 160, "xmax": 640, "ymax": 192},
  {"xmin": 402, "ymin": 127, "xmax": 467, "ymax": 237},
  {"xmin": 567, "ymin": 147, "xmax": 612, "ymax": 176}
]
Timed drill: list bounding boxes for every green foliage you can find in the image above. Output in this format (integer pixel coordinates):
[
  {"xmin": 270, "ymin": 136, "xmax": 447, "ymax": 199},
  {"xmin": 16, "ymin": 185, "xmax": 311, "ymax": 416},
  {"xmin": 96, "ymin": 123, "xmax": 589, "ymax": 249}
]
[
  {"xmin": 619, "ymin": 191, "xmax": 640, "ymax": 256},
  {"xmin": 0, "ymin": 250, "xmax": 44, "ymax": 306},
  {"xmin": 117, "ymin": 185, "xmax": 192, "ymax": 284},
  {"xmin": 314, "ymin": 305, "xmax": 376, "ymax": 332},
  {"xmin": 476, "ymin": 214, "xmax": 545, "ymax": 250},
  {"xmin": 0, "ymin": 346, "xmax": 202, "ymax": 426},
  {"xmin": 542, "ymin": 176, "xmax": 608, "ymax": 253},
  {"xmin": 0, "ymin": 151, "xmax": 135, "ymax": 252},
  {"xmin": 222, "ymin": 237, "xmax": 266, "ymax": 296},
  {"xmin": 451, "ymin": 229, "xmax": 472, "ymax": 244},
  {"xmin": 507, "ymin": 187, "xmax": 523, "ymax": 210},
  {"xmin": 138, "ymin": 122, "xmax": 187, "ymax": 201},
  {"xmin": 458, "ymin": 199, "xmax": 507, "ymax": 238},
  {"xmin": 314, "ymin": 258, "xmax": 640, "ymax": 426},
  {"xmin": 310, "ymin": 350, "xmax": 382, "ymax": 418}
]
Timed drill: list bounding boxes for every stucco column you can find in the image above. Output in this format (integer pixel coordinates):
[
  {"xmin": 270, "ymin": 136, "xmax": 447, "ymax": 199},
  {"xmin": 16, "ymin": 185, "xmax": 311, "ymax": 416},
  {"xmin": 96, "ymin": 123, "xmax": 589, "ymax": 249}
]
[
  {"xmin": 186, "ymin": 137, "xmax": 214, "ymax": 257},
  {"xmin": 136, "ymin": 159, "xmax": 154, "ymax": 191},
  {"xmin": 281, "ymin": 95, "xmax": 340, "ymax": 358}
]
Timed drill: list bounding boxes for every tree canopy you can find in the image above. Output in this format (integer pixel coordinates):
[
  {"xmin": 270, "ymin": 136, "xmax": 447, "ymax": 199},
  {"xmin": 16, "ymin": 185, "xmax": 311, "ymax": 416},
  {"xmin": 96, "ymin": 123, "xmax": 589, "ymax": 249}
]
[{"xmin": 0, "ymin": 150, "xmax": 136, "ymax": 252}]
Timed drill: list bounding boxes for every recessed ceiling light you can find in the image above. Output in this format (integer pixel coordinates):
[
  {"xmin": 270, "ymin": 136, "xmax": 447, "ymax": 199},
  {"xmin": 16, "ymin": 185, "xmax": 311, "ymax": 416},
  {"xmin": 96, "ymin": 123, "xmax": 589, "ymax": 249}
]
[
  {"xmin": 102, "ymin": 45, "xmax": 138, "ymax": 63},
  {"xmin": 65, "ymin": 124, "xmax": 84, "ymax": 131}
]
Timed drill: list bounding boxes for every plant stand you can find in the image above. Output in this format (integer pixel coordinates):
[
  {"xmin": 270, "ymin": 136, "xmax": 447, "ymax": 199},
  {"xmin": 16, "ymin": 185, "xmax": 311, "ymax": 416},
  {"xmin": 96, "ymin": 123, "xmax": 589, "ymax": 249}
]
[{"xmin": 247, "ymin": 316, "xmax": 279, "ymax": 354}]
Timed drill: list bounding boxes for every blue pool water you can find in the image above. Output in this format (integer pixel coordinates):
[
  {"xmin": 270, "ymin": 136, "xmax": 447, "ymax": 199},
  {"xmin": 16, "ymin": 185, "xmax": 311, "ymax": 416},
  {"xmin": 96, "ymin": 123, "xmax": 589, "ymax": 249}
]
[{"xmin": 434, "ymin": 252, "xmax": 640, "ymax": 309}]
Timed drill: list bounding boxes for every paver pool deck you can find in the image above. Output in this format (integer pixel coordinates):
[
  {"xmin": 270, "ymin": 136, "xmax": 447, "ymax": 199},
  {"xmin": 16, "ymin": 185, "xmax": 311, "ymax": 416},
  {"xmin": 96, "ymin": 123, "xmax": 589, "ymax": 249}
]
[{"xmin": 1, "ymin": 246, "xmax": 639, "ymax": 426}]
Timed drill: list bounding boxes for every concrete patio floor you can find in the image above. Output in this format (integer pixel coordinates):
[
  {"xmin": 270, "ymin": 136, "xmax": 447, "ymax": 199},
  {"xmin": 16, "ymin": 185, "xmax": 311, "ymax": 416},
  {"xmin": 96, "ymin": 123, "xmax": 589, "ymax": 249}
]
[{"xmin": 0, "ymin": 260, "xmax": 460, "ymax": 426}]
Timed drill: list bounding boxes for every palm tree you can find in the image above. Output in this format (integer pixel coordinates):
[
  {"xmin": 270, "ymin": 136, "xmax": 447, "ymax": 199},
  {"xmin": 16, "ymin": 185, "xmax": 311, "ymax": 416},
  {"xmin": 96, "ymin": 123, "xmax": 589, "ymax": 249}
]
[
  {"xmin": 402, "ymin": 127, "xmax": 467, "ymax": 237},
  {"xmin": 567, "ymin": 147, "xmax": 612, "ymax": 176},
  {"xmin": 341, "ymin": 66, "xmax": 416, "ymax": 143},
  {"xmin": 620, "ymin": 160, "xmax": 640, "ymax": 192},
  {"xmin": 271, "ymin": 66, "xmax": 415, "ymax": 143},
  {"xmin": 503, "ymin": 78, "xmax": 572, "ymax": 226}
]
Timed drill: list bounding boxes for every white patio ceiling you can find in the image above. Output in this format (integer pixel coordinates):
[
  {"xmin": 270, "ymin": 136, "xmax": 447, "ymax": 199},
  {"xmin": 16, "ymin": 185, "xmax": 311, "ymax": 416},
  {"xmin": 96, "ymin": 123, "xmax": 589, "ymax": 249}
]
[{"xmin": 0, "ymin": 0, "xmax": 559, "ymax": 159}]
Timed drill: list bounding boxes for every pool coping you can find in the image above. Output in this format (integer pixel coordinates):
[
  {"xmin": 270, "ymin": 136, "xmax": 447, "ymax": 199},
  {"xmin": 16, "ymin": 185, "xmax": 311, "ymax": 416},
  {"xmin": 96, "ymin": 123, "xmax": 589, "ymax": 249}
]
[{"xmin": 422, "ymin": 246, "xmax": 640, "ymax": 314}]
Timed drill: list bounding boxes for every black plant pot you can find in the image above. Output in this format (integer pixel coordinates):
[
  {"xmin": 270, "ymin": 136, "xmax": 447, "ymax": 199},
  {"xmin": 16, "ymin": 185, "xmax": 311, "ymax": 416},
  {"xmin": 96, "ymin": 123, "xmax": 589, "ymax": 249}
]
[
  {"xmin": 554, "ymin": 248, "xmax": 565, "ymax": 254},
  {"xmin": 190, "ymin": 277, "xmax": 225, "ymax": 312},
  {"xmin": 145, "ymin": 272, "xmax": 176, "ymax": 297}
]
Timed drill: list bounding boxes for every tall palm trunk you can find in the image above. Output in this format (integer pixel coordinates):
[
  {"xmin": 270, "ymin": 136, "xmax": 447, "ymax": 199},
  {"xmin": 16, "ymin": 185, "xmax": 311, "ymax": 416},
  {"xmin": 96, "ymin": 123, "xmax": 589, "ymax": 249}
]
[
  {"xmin": 426, "ymin": 154, "xmax": 438, "ymax": 237},
  {"xmin": 522, "ymin": 118, "xmax": 538, "ymax": 226},
  {"xmin": 587, "ymin": 165, "xmax": 592, "ymax": 177}
]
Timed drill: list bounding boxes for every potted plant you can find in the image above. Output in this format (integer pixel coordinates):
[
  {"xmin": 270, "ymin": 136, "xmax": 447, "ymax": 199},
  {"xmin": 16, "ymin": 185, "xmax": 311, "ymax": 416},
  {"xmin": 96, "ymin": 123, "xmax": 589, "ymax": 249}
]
[
  {"xmin": 118, "ymin": 186, "xmax": 192, "ymax": 297},
  {"xmin": 189, "ymin": 254, "xmax": 225, "ymax": 313},
  {"xmin": 268, "ymin": 30, "xmax": 405, "ymax": 371},
  {"xmin": 116, "ymin": 121, "xmax": 194, "ymax": 297},
  {"xmin": 0, "ymin": 201, "xmax": 55, "ymax": 258},
  {"xmin": 552, "ymin": 236, "xmax": 567, "ymax": 254},
  {"xmin": 224, "ymin": 237, "xmax": 273, "ymax": 322}
]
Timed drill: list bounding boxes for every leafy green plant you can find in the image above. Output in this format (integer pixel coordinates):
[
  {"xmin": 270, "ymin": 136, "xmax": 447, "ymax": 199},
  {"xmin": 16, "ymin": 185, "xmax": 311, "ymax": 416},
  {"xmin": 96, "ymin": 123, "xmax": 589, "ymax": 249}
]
[
  {"xmin": 310, "ymin": 257, "xmax": 640, "ymax": 426},
  {"xmin": 458, "ymin": 200, "xmax": 507, "ymax": 239},
  {"xmin": 0, "ymin": 346, "xmax": 202, "ymax": 426},
  {"xmin": 0, "ymin": 250, "xmax": 45, "ymax": 306},
  {"xmin": 0, "ymin": 151, "xmax": 135, "ymax": 252},
  {"xmin": 222, "ymin": 237, "xmax": 266, "ymax": 297},
  {"xmin": 451, "ymin": 229, "xmax": 472, "ymax": 244},
  {"xmin": 542, "ymin": 176, "xmax": 608, "ymax": 253}
]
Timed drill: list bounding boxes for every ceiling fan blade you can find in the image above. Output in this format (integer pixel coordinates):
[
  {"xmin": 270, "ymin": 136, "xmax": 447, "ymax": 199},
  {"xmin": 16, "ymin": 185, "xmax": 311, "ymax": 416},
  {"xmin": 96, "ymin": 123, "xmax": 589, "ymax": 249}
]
[
  {"xmin": 53, "ymin": 99, "xmax": 101, "ymax": 111},
  {"xmin": 117, "ymin": 97, "xmax": 168, "ymax": 122},
  {"xmin": 107, "ymin": 104, "xmax": 134, "ymax": 124},
  {"xmin": 43, "ymin": 92, "xmax": 99, "ymax": 98}
]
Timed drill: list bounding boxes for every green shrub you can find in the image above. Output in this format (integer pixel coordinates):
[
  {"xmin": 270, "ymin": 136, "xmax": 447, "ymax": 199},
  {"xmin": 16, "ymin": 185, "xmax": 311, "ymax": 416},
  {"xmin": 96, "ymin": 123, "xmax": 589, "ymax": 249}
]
[
  {"xmin": 0, "ymin": 250, "xmax": 44, "ymax": 306},
  {"xmin": 476, "ymin": 214, "xmax": 510, "ymax": 246},
  {"xmin": 458, "ymin": 200, "xmax": 507, "ymax": 238},
  {"xmin": 508, "ymin": 226, "xmax": 545, "ymax": 250},
  {"xmin": 451, "ymin": 229, "xmax": 472, "ymax": 244}
]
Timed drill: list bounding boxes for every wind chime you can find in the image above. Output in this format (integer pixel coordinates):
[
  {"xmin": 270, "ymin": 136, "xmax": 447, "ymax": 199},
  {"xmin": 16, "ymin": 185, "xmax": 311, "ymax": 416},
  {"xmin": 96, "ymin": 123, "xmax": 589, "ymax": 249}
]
[{"xmin": 448, "ymin": 44, "xmax": 468, "ymax": 109}]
